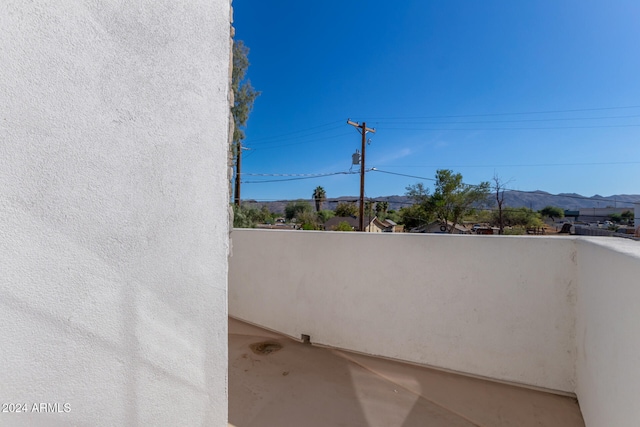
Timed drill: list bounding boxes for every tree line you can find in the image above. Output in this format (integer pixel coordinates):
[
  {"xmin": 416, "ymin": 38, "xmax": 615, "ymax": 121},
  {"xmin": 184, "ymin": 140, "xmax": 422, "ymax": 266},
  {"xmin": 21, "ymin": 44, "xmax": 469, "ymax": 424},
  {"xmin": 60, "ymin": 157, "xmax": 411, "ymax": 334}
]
[{"xmin": 233, "ymin": 169, "xmax": 623, "ymax": 234}]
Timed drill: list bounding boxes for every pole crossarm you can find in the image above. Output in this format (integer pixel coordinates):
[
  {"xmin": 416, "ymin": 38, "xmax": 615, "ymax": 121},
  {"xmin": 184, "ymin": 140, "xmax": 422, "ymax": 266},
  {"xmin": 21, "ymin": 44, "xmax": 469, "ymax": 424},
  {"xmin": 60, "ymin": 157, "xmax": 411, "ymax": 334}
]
[{"xmin": 347, "ymin": 119, "xmax": 376, "ymax": 135}]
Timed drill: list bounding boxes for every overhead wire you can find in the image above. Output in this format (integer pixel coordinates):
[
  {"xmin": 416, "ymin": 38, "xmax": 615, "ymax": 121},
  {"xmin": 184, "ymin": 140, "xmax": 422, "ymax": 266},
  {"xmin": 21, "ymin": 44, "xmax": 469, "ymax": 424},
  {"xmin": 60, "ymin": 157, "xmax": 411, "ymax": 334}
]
[
  {"xmin": 362, "ymin": 113, "xmax": 640, "ymax": 125},
  {"xmin": 380, "ymin": 160, "xmax": 640, "ymax": 169},
  {"xmin": 245, "ymin": 131, "xmax": 353, "ymax": 151},
  {"xmin": 240, "ymin": 106, "xmax": 640, "ymax": 154},
  {"xmin": 351, "ymin": 104, "xmax": 640, "ymax": 121},
  {"xmin": 244, "ymin": 104, "xmax": 640, "ymax": 147},
  {"xmin": 240, "ymin": 105, "xmax": 640, "ymax": 202},
  {"xmin": 379, "ymin": 124, "xmax": 640, "ymax": 131},
  {"xmin": 244, "ymin": 122, "xmax": 345, "ymax": 145},
  {"xmin": 242, "ymin": 170, "xmax": 359, "ymax": 184}
]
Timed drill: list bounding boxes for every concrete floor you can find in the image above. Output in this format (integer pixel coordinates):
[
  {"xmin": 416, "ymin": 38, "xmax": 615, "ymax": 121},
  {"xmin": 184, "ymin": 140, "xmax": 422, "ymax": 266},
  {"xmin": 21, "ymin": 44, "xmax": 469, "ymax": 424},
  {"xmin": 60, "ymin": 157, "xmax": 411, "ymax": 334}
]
[{"xmin": 229, "ymin": 318, "xmax": 584, "ymax": 427}]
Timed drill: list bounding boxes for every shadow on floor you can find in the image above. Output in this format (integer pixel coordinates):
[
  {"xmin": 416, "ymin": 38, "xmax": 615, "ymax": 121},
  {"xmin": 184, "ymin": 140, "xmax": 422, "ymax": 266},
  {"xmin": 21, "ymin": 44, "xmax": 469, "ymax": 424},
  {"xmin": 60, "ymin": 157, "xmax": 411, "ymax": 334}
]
[{"xmin": 228, "ymin": 318, "xmax": 584, "ymax": 427}]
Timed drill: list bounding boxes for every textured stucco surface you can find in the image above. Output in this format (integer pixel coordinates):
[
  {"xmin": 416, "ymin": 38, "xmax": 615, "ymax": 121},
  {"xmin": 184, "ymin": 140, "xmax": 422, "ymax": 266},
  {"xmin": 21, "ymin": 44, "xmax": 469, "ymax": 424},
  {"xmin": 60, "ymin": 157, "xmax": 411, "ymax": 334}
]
[
  {"xmin": 0, "ymin": 1, "xmax": 230, "ymax": 425},
  {"xmin": 575, "ymin": 238, "xmax": 640, "ymax": 427},
  {"xmin": 229, "ymin": 230, "xmax": 578, "ymax": 393}
]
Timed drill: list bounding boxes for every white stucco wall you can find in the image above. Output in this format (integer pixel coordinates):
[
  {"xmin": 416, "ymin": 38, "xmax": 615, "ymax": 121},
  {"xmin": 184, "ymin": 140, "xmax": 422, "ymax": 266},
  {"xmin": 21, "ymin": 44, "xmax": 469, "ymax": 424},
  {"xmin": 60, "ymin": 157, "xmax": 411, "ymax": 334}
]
[
  {"xmin": 0, "ymin": 1, "xmax": 230, "ymax": 426},
  {"xmin": 575, "ymin": 238, "xmax": 640, "ymax": 427},
  {"xmin": 229, "ymin": 230, "xmax": 577, "ymax": 393}
]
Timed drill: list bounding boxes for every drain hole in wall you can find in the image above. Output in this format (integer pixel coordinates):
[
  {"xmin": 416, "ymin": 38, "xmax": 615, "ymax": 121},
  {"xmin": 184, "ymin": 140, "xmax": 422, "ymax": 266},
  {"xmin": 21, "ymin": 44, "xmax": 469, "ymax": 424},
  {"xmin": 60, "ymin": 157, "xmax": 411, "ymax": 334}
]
[
  {"xmin": 301, "ymin": 334, "xmax": 311, "ymax": 344},
  {"xmin": 250, "ymin": 341, "xmax": 282, "ymax": 355}
]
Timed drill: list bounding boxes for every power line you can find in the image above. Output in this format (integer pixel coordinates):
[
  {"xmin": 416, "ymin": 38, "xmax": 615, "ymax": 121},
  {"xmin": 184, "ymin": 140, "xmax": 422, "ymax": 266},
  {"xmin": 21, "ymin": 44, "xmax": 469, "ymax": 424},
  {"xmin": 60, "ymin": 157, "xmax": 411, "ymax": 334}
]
[
  {"xmin": 245, "ymin": 131, "xmax": 353, "ymax": 150},
  {"xmin": 380, "ymin": 124, "xmax": 640, "ymax": 131},
  {"xmin": 371, "ymin": 169, "xmax": 436, "ymax": 182},
  {"xmin": 380, "ymin": 160, "xmax": 640, "ymax": 169},
  {"xmin": 242, "ymin": 170, "xmax": 359, "ymax": 184},
  {"xmin": 368, "ymin": 113, "xmax": 640, "ymax": 125},
  {"xmin": 243, "ymin": 172, "xmax": 345, "ymax": 177},
  {"xmin": 242, "ymin": 104, "xmax": 640, "ymax": 147},
  {"xmin": 353, "ymin": 104, "xmax": 640, "ymax": 121},
  {"xmin": 244, "ymin": 121, "xmax": 344, "ymax": 145}
]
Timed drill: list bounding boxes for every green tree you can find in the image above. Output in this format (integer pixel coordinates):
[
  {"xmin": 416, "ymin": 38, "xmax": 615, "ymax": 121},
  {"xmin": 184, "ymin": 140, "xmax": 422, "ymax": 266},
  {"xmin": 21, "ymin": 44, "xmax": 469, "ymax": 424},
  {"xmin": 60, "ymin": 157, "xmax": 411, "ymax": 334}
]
[
  {"xmin": 364, "ymin": 200, "xmax": 375, "ymax": 219},
  {"xmin": 316, "ymin": 209, "xmax": 335, "ymax": 224},
  {"xmin": 232, "ymin": 41, "xmax": 260, "ymax": 146},
  {"xmin": 466, "ymin": 208, "xmax": 493, "ymax": 224},
  {"xmin": 376, "ymin": 201, "xmax": 389, "ymax": 218},
  {"xmin": 407, "ymin": 170, "xmax": 490, "ymax": 234},
  {"xmin": 539, "ymin": 206, "xmax": 565, "ymax": 221},
  {"xmin": 405, "ymin": 182, "xmax": 430, "ymax": 204},
  {"xmin": 297, "ymin": 210, "xmax": 319, "ymax": 230},
  {"xmin": 232, "ymin": 205, "xmax": 255, "ymax": 228},
  {"xmin": 335, "ymin": 221, "xmax": 354, "ymax": 231},
  {"xmin": 385, "ymin": 209, "xmax": 401, "ymax": 225},
  {"xmin": 608, "ymin": 213, "xmax": 622, "ymax": 223},
  {"xmin": 621, "ymin": 210, "xmax": 634, "ymax": 224},
  {"xmin": 259, "ymin": 205, "xmax": 272, "ymax": 223},
  {"xmin": 495, "ymin": 207, "xmax": 543, "ymax": 228},
  {"xmin": 232, "ymin": 204, "xmax": 271, "ymax": 228},
  {"xmin": 335, "ymin": 202, "xmax": 358, "ymax": 217},
  {"xmin": 232, "ymin": 40, "xmax": 260, "ymax": 205},
  {"xmin": 284, "ymin": 200, "xmax": 313, "ymax": 221},
  {"xmin": 402, "ymin": 183, "xmax": 433, "ymax": 229},
  {"xmin": 398, "ymin": 204, "xmax": 431, "ymax": 230},
  {"xmin": 312, "ymin": 186, "xmax": 326, "ymax": 212}
]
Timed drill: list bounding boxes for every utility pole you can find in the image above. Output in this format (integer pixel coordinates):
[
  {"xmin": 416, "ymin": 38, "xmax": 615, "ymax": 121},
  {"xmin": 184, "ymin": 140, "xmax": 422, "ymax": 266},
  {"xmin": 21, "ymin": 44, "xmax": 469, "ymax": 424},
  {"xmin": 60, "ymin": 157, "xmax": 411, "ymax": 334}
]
[
  {"xmin": 234, "ymin": 143, "xmax": 248, "ymax": 206},
  {"xmin": 347, "ymin": 119, "xmax": 375, "ymax": 232}
]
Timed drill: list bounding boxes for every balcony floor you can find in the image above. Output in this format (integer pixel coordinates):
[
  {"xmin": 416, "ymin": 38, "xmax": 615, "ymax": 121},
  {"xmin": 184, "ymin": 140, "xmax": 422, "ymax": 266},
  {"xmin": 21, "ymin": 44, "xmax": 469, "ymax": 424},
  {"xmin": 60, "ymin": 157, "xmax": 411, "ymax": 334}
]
[{"xmin": 229, "ymin": 318, "xmax": 584, "ymax": 427}]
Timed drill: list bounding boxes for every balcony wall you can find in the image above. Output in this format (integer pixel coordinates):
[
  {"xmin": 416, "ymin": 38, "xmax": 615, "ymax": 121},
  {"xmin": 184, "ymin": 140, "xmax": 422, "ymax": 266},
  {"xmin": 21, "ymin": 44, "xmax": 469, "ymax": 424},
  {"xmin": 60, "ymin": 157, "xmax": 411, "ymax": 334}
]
[
  {"xmin": 575, "ymin": 238, "xmax": 640, "ymax": 427},
  {"xmin": 229, "ymin": 229, "xmax": 578, "ymax": 393},
  {"xmin": 231, "ymin": 230, "xmax": 640, "ymax": 425}
]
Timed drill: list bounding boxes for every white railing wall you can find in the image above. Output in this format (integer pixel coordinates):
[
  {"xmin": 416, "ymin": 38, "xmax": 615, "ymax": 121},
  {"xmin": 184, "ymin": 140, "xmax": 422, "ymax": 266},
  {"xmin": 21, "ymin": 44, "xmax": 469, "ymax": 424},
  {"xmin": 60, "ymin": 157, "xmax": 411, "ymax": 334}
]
[
  {"xmin": 230, "ymin": 230, "xmax": 578, "ymax": 393},
  {"xmin": 575, "ymin": 238, "xmax": 640, "ymax": 427},
  {"xmin": 231, "ymin": 229, "xmax": 640, "ymax": 425}
]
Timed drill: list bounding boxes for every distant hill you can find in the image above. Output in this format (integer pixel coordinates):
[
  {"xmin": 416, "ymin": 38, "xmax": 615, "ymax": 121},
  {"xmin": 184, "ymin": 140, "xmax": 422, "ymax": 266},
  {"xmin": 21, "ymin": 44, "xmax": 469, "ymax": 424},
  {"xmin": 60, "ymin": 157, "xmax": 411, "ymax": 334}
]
[
  {"xmin": 241, "ymin": 192, "xmax": 640, "ymax": 214},
  {"xmin": 500, "ymin": 191, "xmax": 639, "ymax": 211}
]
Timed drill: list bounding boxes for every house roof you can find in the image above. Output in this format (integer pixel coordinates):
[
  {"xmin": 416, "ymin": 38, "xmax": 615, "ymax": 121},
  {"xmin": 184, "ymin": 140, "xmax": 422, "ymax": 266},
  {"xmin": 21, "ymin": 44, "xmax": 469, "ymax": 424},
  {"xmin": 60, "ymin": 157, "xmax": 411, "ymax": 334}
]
[
  {"xmin": 371, "ymin": 218, "xmax": 387, "ymax": 228},
  {"xmin": 371, "ymin": 217, "xmax": 395, "ymax": 231},
  {"xmin": 324, "ymin": 216, "xmax": 359, "ymax": 230}
]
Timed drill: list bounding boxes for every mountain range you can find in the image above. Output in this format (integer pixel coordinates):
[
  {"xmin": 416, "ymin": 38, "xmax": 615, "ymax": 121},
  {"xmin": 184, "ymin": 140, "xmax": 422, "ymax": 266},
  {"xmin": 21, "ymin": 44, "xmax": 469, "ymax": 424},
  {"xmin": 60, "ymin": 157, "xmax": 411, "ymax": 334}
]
[{"xmin": 243, "ymin": 192, "xmax": 640, "ymax": 214}]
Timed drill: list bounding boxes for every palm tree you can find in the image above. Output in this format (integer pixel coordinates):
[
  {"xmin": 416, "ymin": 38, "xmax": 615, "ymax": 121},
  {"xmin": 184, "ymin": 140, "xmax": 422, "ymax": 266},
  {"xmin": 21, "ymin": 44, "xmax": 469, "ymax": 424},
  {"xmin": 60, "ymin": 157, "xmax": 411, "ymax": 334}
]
[
  {"xmin": 365, "ymin": 200, "xmax": 374, "ymax": 218},
  {"xmin": 312, "ymin": 186, "xmax": 326, "ymax": 212},
  {"xmin": 376, "ymin": 201, "xmax": 389, "ymax": 217}
]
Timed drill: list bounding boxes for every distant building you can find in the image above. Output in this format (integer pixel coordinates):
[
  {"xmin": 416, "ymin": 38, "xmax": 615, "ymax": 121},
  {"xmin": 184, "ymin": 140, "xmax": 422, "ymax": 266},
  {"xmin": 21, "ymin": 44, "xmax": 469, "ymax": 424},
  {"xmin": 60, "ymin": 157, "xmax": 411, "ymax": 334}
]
[
  {"xmin": 324, "ymin": 216, "xmax": 396, "ymax": 232},
  {"xmin": 569, "ymin": 207, "xmax": 635, "ymax": 223},
  {"xmin": 365, "ymin": 217, "xmax": 397, "ymax": 233},
  {"xmin": 324, "ymin": 216, "xmax": 360, "ymax": 231}
]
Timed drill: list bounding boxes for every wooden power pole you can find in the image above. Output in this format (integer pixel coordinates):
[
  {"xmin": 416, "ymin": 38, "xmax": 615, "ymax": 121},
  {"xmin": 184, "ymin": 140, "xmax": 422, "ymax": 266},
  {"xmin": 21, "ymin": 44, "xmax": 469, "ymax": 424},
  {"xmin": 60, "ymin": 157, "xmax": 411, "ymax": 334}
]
[
  {"xmin": 347, "ymin": 119, "xmax": 376, "ymax": 232},
  {"xmin": 234, "ymin": 143, "xmax": 249, "ymax": 206},
  {"xmin": 234, "ymin": 142, "xmax": 242, "ymax": 206}
]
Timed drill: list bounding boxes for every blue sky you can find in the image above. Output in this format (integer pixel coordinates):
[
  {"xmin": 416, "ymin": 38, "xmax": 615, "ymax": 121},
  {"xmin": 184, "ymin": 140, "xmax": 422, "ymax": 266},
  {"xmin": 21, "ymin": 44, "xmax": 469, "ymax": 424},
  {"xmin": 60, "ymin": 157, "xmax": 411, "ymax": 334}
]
[{"xmin": 232, "ymin": 0, "xmax": 640, "ymax": 203}]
